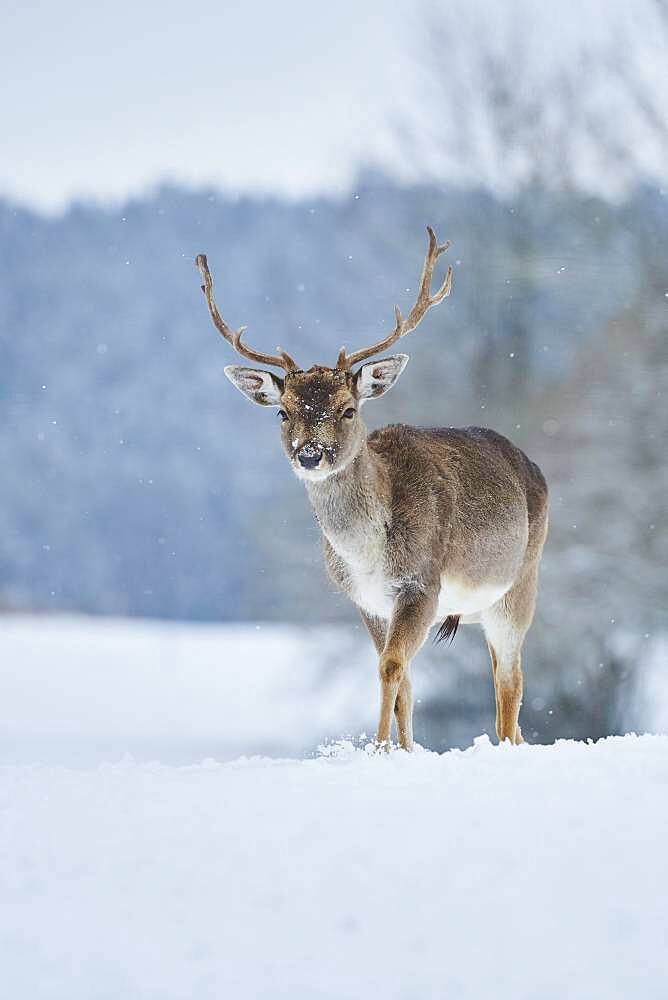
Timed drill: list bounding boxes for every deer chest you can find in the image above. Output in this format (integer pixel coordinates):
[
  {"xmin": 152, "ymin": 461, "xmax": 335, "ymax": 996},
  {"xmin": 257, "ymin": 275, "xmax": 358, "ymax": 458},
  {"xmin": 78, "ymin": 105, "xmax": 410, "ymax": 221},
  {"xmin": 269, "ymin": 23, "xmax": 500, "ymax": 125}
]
[{"xmin": 323, "ymin": 516, "xmax": 397, "ymax": 620}]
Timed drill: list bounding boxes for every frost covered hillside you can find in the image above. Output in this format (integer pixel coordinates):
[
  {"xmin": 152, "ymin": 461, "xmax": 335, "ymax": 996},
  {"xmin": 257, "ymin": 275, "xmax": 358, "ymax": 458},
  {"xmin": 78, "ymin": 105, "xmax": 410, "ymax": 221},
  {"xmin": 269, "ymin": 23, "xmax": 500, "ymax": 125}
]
[{"xmin": 2, "ymin": 615, "xmax": 668, "ymax": 998}]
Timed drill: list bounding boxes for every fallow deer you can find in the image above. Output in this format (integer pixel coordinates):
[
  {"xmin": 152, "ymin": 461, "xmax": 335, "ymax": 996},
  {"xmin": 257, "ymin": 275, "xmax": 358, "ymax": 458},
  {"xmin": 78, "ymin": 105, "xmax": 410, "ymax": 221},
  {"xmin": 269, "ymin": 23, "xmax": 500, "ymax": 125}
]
[{"xmin": 195, "ymin": 228, "xmax": 548, "ymax": 750}]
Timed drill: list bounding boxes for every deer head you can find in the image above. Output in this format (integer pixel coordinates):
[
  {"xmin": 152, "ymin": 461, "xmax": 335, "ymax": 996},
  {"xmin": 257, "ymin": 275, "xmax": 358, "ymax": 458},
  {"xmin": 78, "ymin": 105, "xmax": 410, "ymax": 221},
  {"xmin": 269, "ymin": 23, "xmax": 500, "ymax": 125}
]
[{"xmin": 195, "ymin": 227, "xmax": 452, "ymax": 481}]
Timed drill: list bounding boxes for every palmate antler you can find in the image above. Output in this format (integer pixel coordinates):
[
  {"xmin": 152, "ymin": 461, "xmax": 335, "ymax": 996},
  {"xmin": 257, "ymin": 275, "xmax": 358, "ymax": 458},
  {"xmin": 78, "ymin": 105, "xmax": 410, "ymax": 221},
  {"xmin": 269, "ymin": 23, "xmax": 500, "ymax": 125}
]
[
  {"xmin": 195, "ymin": 253, "xmax": 300, "ymax": 373},
  {"xmin": 335, "ymin": 226, "xmax": 452, "ymax": 370}
]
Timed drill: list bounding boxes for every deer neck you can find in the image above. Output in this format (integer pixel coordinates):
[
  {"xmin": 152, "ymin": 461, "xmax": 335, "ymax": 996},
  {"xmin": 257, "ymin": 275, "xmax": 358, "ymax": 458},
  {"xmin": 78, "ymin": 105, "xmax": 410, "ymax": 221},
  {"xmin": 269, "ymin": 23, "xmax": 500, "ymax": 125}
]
[{"xmin": 304, "ymin": 443, "xmax": 390, "ymax": 562}]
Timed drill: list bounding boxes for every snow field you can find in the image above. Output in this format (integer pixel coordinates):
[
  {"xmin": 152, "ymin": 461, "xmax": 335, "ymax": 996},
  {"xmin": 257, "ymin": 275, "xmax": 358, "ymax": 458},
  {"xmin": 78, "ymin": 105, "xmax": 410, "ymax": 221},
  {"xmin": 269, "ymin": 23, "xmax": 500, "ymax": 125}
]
[
  {"xmin": 2, "ymin": 735, "xmax": 668, "ymax": 1000},
  {"xmin": 2, "ymin": 616, "xmax": 667, "ymax": 996},
  {"xmin": 0, "ymin": 615, "xmax": 378, "ymax": 764}
]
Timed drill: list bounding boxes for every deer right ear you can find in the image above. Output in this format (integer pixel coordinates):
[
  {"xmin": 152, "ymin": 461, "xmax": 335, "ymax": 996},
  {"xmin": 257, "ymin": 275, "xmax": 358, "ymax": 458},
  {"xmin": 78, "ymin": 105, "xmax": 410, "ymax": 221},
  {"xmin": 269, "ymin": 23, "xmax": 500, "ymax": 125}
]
[{"xmin": 224, "ymin": 366, "xmax": 284, "ymax": 406}]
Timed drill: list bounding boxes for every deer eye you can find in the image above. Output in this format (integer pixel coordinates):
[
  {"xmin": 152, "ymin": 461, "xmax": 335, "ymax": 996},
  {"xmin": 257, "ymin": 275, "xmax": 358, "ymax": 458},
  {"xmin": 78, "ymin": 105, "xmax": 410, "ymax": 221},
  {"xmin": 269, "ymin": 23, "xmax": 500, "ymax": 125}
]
[
  {"xmin": 342, "ymin": 407, "xmax": 356, "ymax": 420},
  {"xmin": 277, "ymin": 409, "xmax": 288, "ymax": 422}
]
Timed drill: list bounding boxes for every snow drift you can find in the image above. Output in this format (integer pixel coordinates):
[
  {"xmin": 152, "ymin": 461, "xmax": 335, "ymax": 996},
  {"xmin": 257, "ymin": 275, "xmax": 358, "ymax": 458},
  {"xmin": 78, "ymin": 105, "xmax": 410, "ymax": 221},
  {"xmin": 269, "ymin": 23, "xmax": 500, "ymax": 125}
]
[
  {"xmin": 1, "ymin": 736, "xmax": 667, "ymax": 999},
  {"xmin": 1, "ymin": 615, "xmax": 667, "ymax": 998}
]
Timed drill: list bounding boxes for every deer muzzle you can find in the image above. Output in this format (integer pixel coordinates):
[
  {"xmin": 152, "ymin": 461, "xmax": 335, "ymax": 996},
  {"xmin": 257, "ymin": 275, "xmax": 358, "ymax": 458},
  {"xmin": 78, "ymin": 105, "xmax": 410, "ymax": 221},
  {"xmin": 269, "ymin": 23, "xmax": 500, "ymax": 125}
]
[{"xmin": 296, "ymin": 442, "xmax": 324, "ymax": 470}]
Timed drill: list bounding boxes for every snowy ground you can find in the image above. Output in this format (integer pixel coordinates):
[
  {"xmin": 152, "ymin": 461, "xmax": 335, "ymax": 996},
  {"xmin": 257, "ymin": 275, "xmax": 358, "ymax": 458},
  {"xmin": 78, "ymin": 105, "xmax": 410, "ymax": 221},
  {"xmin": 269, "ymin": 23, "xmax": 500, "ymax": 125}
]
[
  {"xmin": 3, "ymin": 737, "xmax": 668, "ymax": 999},
  {"xmin": 0, "ymin": 614, "xmax": 379, "ymax": 764},
  {"xmin": 0, "ymin": 613, "xmax": 497, "ymax": 763},
  {"xmin": 2, "ymin": 616, "xmax": 668, "ymax": 998}
]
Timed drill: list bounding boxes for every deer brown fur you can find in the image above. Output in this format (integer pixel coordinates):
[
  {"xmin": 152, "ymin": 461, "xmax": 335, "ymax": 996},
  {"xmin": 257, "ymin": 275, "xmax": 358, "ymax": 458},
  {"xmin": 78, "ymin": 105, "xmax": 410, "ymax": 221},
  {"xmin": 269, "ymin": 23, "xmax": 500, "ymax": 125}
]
[{"xmin": 195, "ymin": 230, "xmax": 548, "ymax": 751}]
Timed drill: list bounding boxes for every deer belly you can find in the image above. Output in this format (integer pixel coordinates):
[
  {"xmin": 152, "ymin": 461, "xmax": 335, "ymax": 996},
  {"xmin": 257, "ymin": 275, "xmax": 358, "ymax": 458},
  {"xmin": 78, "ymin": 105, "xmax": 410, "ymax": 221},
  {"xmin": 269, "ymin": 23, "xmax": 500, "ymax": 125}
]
[
  {"xmin": 436, "ymin": 577, "xmax": 510, "ymax": 618},
  {"xmin": 350, "ymin": 569, "xmax": 510, "ymax": 622}
]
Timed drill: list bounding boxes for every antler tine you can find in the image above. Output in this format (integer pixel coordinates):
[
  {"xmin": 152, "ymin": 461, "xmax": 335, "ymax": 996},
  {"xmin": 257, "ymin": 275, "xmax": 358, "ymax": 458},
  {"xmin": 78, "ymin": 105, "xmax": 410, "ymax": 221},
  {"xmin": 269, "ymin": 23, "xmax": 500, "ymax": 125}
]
[
  {"xmin": 337, "ymin": 226, "xmax": 452, "ymax": 370},
  {"xmin": 195, "ymin": 254, "xmax": 299, "ymax": 373}
]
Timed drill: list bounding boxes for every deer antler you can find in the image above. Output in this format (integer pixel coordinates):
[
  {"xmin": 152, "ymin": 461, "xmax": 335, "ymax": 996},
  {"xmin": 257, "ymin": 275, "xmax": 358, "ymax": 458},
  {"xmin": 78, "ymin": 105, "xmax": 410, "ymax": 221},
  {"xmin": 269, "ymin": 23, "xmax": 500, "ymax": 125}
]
[
  {"xmin": 336, "ymin": 226, "xmax": 452, "ymax": 370},
  {"xmin": 195, "ymin": 254, "xmax": 300, "ymax": 373}
]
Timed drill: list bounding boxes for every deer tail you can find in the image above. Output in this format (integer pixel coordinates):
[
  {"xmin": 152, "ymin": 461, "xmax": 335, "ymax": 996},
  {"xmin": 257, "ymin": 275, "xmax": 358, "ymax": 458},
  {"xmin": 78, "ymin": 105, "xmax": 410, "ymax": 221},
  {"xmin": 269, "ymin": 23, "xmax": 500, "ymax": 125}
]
[{"xmin": 435, "ymin": 615, "xmax": 460, "ymax": 645}]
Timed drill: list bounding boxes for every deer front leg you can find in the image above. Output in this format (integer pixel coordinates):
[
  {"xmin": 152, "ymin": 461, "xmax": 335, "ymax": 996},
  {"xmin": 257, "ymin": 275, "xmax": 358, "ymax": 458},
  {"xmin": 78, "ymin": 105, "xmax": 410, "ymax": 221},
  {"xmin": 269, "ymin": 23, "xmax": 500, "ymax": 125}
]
[
  {"xmin": 361, "ymin": 610, "xmax": 411, "ymax": 748},
  {"xmin": 360, "ymin": 610, "xmax": 412, "ymax": 749},
  {"xmin": 394, "ymin": 673, "xmax": 413, "ymax": 751},
  {"xmin": 359, "ymin": 610, "xmax": 386, "ymax": 656},
  {"xmin": 376, "ymin": 587, "xmax": 438, "ymax": 751}
]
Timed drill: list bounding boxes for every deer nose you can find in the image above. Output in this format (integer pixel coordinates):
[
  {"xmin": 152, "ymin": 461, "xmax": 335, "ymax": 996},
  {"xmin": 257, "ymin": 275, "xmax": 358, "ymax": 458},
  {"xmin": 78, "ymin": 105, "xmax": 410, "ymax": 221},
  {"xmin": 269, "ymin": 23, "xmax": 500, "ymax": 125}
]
[{"xmin": 297, "ymin": 444, "xmax": 324, "ymax": 469}]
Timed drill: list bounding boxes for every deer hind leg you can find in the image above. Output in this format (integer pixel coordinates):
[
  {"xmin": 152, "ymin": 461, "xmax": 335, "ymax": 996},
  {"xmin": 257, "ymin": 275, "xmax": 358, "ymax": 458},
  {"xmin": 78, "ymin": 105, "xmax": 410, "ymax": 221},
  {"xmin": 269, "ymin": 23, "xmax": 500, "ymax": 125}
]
[
  {"xmin": 484, "ymin": 618, "xmax": 524, "ymax": 744},
  {"xmin": 483, "ymin": 564, "xmax": 540, "ymax": 745}
]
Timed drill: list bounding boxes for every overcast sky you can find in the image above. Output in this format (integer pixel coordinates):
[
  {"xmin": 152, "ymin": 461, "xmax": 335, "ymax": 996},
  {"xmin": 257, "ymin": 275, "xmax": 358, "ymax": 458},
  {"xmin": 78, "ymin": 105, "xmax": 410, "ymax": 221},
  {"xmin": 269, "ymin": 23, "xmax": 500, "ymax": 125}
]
[
  {"xmin": 2, "ymin": 0, "xmax": 664, "ymax": 213},
  {"xmin": 2, "ymin": 0, "xmax": 414, "ymax": 212}
]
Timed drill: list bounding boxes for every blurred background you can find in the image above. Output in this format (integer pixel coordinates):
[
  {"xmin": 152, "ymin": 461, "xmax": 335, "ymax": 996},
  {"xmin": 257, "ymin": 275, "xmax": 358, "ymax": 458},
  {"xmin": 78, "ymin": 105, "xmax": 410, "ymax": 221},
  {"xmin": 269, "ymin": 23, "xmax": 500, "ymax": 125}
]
[{"xmin": 1, "ymin": 0, "xmax": 667, "ymax": 759}]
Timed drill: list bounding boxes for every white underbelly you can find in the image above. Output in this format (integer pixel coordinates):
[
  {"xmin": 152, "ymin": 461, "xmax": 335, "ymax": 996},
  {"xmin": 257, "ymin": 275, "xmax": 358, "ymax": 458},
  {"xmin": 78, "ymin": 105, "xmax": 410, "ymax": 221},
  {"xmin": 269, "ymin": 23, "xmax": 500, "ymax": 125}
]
[
  {"xmin": 436, "ymin": 576, "xmax": 510, "ymax": 618},
  {"xmin": 351, "ymin": 567, "xmax": 510, "ymax": 622}
]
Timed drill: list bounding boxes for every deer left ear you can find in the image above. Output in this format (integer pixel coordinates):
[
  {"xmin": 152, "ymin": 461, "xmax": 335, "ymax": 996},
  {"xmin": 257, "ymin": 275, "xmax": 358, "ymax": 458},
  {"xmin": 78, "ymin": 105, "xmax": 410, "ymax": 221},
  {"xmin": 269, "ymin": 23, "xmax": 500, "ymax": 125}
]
[{"xmin": 354, "ymin": 354, "xmax": 409, "ymax": 401}]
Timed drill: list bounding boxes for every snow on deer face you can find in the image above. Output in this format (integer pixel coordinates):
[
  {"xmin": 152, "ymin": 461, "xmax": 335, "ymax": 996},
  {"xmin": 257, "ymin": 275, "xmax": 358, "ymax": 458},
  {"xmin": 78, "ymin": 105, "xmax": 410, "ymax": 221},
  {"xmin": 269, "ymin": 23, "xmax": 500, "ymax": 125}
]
[
  {"xmin": 277, "ymin": 366, "xmax": 360, "ymax": 481},
  {"xmin": 224, "ymin": 357, "xmax": 409, "ymax": 481}
]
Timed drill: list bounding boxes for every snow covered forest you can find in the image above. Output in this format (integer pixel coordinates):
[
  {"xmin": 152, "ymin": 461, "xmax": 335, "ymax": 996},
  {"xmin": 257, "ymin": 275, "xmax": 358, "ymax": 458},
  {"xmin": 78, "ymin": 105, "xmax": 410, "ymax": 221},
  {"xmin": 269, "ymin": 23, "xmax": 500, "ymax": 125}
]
[
  {"xmin": 2, "ymin": 182, "xmax": 667, "ymax": 743},
  {"xmin": 1, "ymin": 1, "xmax": 668, "ymax": 993}
]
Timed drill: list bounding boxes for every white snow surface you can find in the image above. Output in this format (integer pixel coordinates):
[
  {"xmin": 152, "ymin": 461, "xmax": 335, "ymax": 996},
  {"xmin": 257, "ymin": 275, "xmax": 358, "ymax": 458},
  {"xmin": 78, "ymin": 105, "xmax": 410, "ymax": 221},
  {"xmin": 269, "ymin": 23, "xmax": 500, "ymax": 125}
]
[
  {"xmin": 2, "ymin": 615, "xmax": 668, "ymax": 998},
  {"xmin": 2, "ymin": 736, "xmax": 668, "ymax": 999},
  {"xmin": 0, "ymin": 614, "xmax": 378, "ymax": 764}
]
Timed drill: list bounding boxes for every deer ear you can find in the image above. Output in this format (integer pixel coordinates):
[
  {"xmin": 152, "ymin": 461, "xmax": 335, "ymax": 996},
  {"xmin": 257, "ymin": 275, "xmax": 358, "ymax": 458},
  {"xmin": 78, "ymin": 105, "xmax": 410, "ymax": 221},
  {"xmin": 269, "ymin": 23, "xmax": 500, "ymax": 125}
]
[
  {"xmin": 354, "ymin": 354, "xmax": 409, "ymax": 401},
  {"xmin": 224, "ymin": 366, "xmax": 284, "ymax": 406}
]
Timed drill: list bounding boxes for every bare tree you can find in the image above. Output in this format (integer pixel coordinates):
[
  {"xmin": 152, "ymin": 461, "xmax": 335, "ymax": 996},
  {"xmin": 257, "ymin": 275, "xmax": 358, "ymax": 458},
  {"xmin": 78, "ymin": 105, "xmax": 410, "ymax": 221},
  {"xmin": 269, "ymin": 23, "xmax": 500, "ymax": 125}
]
[{"xmin": 416, "ymin": 1, "xmax": 668, "ymax": 196}]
